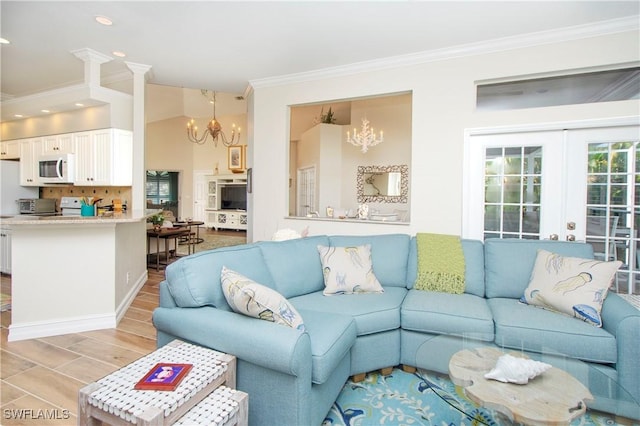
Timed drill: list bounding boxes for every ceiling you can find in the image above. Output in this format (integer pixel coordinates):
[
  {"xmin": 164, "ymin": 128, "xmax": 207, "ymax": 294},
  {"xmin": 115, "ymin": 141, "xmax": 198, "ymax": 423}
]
[{"xmin": 1, "ymin": 1, "xmax": 639, "ymax": 104}]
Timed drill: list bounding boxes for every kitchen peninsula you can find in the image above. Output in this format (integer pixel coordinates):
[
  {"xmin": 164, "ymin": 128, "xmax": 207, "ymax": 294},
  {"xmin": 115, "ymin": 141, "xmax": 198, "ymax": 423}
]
[{"xmin": 2, "ymin": 211, "xmax": 152, "ymax": 342}]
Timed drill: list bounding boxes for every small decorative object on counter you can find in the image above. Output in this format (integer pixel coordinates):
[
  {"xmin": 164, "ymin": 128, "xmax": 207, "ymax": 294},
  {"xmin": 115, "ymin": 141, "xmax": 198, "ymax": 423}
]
[
  {"xmin": 113, "ymin": 198, "xmax": 123, "ymax": 213},
  {"xmin": 80, "ymin": 197, "xmax": 101, "ymax": 217},
  {"xmin": 326, "ymin": 206, "xmax": 334, "ymax": 218},
  {"xmin": 358, "ymin": 203, "xmax": 369, "ymax": 219}
]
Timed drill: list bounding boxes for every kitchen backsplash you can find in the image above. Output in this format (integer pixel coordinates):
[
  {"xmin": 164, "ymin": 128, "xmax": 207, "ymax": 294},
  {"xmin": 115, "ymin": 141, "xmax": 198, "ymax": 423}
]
[{"xmin": 40, "ymin": 186, "xmax": 132, "ymax": 211}]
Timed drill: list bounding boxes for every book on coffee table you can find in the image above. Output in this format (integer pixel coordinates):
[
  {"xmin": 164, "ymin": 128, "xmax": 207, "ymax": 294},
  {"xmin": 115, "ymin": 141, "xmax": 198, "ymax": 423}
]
[{"xmin": 134, "ymin": 363, "xmax": 193, "ymax": 391}]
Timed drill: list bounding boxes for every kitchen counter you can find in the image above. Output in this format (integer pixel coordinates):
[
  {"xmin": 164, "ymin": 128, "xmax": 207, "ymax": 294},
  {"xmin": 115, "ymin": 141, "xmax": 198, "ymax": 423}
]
[
  {"xmin": 6, "ymin": 209, "xmax": 157, "ymax": 342},
  {"xmin": 0, "ymin": 210, "xmax": 158, "ymax": 226}
]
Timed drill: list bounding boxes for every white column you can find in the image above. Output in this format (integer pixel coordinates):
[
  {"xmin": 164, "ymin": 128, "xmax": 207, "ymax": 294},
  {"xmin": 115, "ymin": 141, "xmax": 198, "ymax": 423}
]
[
  {"xmin": 71, "ymin": 48, "xmax": 113, "ymax": 86},
  {"xmin": 125, "ymin": 62, "xmax": 152, "ymax": 212}
]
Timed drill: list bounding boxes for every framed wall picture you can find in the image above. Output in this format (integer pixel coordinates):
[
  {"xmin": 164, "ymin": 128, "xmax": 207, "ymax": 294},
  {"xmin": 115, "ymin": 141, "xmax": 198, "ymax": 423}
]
[{"xmin": 228, "ymin": 146, "xmax": 243, "ymax": 172}]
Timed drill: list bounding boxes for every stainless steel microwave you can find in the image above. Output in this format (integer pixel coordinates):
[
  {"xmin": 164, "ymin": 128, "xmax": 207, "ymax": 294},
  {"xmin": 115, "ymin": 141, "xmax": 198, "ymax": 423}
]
[
  {"xmin": 18, "ymin": 198, "xmax": 57, "ymax": 214},
  {"xmin": 38, "ymin": 153, "xmax": 75, "ymax": 183}
]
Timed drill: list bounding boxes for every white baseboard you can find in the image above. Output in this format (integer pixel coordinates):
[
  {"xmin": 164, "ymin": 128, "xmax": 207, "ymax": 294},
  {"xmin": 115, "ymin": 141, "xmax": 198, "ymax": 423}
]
[
  {"xmin": 116, "ymin": 269, "xmax": 149, "ymax": 323},
  {"xmin": 8, "ymin": 269, "xmax": 150, "ymax": 342},
  {"xmin": 8, "ymin": 314, "xmax": 117, "ymax": 342}
]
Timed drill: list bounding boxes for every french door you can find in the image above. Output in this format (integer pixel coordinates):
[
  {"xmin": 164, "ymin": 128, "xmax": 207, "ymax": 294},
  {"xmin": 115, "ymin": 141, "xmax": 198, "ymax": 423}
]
[
  {"xmin": 464, "ymin": 123, "xmax": 640, "ymax": 294},
  {"xmin": 296, "ymin": 165, "xmax": 316, "ymax": 217}
]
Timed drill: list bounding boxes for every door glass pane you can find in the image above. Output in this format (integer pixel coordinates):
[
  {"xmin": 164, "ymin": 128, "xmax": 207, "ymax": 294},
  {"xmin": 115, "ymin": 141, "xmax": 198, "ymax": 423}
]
[
  {"xmin": 297, "ymin": 166, "xmax": 316, "ymax": 216},
  {"xmin": 483, "ymin": 146, "xmax": 542, "ymax": 239},
  {"xmin": 585, "ymin": 141, "xmax": 639, "ymax": 294},
  {"xmin": 484, "ymin": 176, "xmax": 501, "ymax": 203}
]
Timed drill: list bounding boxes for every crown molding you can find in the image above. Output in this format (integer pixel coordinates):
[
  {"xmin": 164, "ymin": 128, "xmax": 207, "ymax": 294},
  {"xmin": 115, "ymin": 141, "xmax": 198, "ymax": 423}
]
[{"xmin": 250, "ymin": 16, "xmax": 640, "ymax": 90}]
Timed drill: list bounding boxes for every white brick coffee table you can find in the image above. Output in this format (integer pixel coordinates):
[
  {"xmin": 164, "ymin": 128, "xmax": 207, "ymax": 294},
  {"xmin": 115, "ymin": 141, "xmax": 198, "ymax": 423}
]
[
  {"xmin": 174, "ymin": 386, "xmax": 247, "ymax": 425},
  {"xmin": 78, "ymin": 340, "xmax": 245, "ymax": 426}
]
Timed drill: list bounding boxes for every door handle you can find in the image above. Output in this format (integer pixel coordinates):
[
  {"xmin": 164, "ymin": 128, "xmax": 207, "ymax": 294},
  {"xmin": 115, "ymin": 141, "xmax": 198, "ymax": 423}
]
[
  {"xmin": 566, "ymin": 234, "xmax": 576, "ymax": 242},
  {"xmin": 549, "ymin": 234, "xmax": 559, "ymax": 240}
]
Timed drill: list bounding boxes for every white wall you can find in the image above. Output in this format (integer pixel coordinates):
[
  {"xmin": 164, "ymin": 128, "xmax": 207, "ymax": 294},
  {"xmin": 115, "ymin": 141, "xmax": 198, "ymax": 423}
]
[{"xmin": 250, "ymin": 30, "xmax": 640, "ymax": 241}]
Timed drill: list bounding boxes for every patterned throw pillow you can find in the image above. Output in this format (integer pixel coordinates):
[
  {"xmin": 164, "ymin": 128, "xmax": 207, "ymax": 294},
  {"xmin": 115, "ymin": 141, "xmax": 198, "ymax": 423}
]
[
  {"xmin": 317, "ymin": 244, "xmax": 384, "ymax": 296},
  {"xmin": 220, "ymin": 266, "xmax": 305, "ymax": 331},
  {"xmin": 521, "ymin": 249, "xmax": 621, "ymax": 327}
]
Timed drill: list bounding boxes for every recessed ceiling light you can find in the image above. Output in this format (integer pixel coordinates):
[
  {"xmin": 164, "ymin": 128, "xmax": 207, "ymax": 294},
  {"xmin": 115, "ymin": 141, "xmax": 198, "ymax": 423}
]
[
  {"xmin": 0, "ymin": 38, "xmax": 9, "ymax": 44},
  {"xmin": 95, "ymin": 15, "xmax": 113, "ymax": 26},
  {"xmin": 14, "ymin": 114, "xmax": 23, "ymax": 118},
  {"xmin": 41, "ymin": 109, "xmax": 50, "ymax": 113},
  {"xmin": 75, "ymin": 103, "xmax": 84, "ymax": 107},
  {"xmin": 112, "ymin": 51, "xmax": 126, "ymax": 58}
]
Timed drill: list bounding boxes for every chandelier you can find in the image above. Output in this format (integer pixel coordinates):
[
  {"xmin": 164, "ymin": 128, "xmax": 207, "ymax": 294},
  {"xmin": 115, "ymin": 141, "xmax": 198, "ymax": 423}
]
[
  {"xmin": 187, "ymin": 90, "xmax": 241, "ymax": 147},
  {"xmin": 346, "ymin": 118, "xmax": 383, "ymax": 153}
]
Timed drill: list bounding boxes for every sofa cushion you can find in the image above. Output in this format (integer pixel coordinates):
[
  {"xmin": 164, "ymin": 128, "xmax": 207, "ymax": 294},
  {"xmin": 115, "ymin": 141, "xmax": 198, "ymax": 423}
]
[
  {"xmin": 522, "ymin": 250, "xmax": 620, "ymax": 327},
  {"xmin": 258, "ymin": 235, "xmax": 330, "ymax": 298},
  {"xmin": 296, "ymin": 308, "xmax": 356, "ymax": 385},
  {"xmin": 484, "ymin": 239, "xmax": 594, "ymax": 299},
  {"xmin": 290, "ymin": 287, "xmax": 407, "ymax": 336},
  {"xmin": 407, "ymin": 238, "xmax": 485, "ymax": 297},
  {"xmin": 401, "ymin": 289, "xmax": 494, "ymax": 341},
  {"xmin": 318, "ymin": 244, "xmax": 384, "ymax": 295},
  {"xmin": 165, "ymin": 244, "xmax": 274, "ymax": 309},
  {"xmin": 220, "ymin": 266, "xmax": 306, "ymax": 331},
  {"xmin": 329, "ymin": 234, "xmax": 410, "ymax": 287},
  {"xmin": 488, "ymin": 298, "xmax": 617, "ymax": 364}
]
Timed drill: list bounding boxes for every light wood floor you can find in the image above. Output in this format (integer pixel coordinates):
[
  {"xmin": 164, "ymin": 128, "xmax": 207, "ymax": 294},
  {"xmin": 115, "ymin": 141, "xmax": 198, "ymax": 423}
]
[
  {"xmin": 0, "ymin": 229, "xmax": 245, "ymax": 425},
  {"xmin": 1, "ymin": 270, "xmax": 161, "ymax": 425}
]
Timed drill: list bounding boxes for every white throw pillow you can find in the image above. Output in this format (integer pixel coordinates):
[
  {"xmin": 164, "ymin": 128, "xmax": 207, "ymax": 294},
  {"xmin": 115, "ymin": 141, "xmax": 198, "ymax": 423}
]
[
  {"xmin": 317, "ymin": 244, "xmax": 384, "ymax": 296},
  {"xmin": 521, "ymin": 249, "xmax": 621, "ymax": 327},
  {"xmin": 220, "ymin": 266, "xmax": 305, "ymax": 331}
]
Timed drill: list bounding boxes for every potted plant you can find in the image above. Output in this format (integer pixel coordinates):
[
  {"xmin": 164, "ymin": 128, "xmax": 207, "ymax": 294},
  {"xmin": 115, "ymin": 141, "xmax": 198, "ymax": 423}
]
[
  {"xmin": 149, "ymin": 213, "xmax": 164, "ymax": 232},
  {"xmin": 315, "ymin": 106, "xmax": 337, "ymax": 124}
]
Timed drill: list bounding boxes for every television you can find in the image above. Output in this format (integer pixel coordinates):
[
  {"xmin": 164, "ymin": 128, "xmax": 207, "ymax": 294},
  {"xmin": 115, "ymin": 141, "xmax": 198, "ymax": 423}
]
[{"xmin": 220, "ymin": 185, "xmax": 247, "ymax": 210}]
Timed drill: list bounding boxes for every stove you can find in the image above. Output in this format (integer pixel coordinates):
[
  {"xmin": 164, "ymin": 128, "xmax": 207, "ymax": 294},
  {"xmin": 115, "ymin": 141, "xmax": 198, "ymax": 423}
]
[{"xmin": 60, "ymin": 196, "xmax": 83, "ymax": 216}]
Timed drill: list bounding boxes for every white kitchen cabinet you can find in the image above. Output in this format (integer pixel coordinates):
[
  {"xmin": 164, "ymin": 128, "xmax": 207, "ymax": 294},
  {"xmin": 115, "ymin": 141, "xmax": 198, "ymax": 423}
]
[
  {"xmin": 0, "ymin": 140, "xmax": 21, "ymax": 159},
  {"xmin": 0, "ymin": 227, "xmax": 11, "ymax": 274},
  {"xmin": 75, "ymin": 129, "xmax": 133, "ymax": 186},
  {"xmin": 19, "ymin": 137, "xmax": 43, "ymax": 186},
  {"xmin": 42, "ymin": 133, "xmax": 74, "ymax": 154}
]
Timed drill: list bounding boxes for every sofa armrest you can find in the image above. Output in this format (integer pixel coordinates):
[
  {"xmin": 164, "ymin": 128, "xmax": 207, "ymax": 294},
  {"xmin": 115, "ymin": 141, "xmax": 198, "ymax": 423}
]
[
  {"xmin": 601, "ymin": 293, "xmax": 640, "ymax": 401},
  {"xmin": 158, "ymin": 280, "xmax": 178, "ymax": 308},
  {"xmin": 153, "ymin": 306, "xmax": 312, "ymax": 378}
]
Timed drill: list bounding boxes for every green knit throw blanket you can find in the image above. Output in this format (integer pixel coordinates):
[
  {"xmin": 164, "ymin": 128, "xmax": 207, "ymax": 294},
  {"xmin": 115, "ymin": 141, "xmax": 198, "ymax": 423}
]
[{"xmin": 415, "ymin": 233, "xmax": 466, "ymax": 294}]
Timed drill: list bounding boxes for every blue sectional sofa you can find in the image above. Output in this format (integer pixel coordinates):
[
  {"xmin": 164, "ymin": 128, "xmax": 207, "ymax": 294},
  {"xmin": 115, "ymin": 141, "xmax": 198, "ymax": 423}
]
[{"xmin": 152, "ymin": 234, "xmax": 640, "ymax": 425}]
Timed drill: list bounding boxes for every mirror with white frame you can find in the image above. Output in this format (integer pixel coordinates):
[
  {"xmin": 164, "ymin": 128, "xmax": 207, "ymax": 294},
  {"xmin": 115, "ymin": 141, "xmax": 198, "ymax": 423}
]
[{"xmin": 357, "ymin": 165, "xmax": 408, "ymax": 203}]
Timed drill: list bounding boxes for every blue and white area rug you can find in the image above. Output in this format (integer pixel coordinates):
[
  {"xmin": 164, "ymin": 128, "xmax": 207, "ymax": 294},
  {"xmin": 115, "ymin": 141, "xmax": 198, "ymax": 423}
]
[{"xmin": 323, "ymin": 368, "xmax": 623, "ymax": 426}]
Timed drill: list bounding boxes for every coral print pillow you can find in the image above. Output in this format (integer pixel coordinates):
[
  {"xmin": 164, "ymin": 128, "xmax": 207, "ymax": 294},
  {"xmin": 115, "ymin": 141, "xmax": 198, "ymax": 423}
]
[
  {"xmin": 220, "ymin": 266, "xmax": 305, "ymax": 331},
  {"xmin": 317, "ymin": 244, "xmax": 384, "ymax": 296},
  {"xmin": 521, "ymin": 250, "xmax": 621, "ymax": 327}
]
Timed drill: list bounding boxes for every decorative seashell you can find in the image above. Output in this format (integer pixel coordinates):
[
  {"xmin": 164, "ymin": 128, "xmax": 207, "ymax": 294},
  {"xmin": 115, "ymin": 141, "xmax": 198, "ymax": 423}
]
[{"xmin": 484, "ymin": 354, "xmax": 551, "ymax": 384}]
